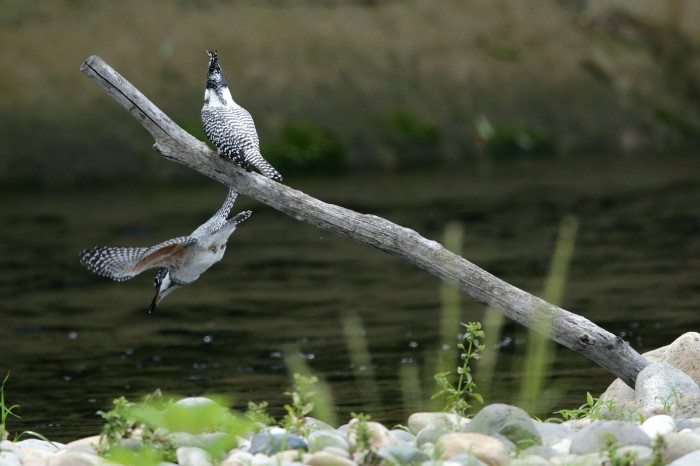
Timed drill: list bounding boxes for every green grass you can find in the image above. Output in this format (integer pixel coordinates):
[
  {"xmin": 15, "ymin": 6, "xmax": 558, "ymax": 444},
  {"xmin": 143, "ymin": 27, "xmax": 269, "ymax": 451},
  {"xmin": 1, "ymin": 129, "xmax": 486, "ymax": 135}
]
[
  {"xmin": 1, "ymin": 373, "xmax": 20, "ymax": 442},
  {"xmin": 342, "ymin": 312, "xmax": 382, "ymax": 416},
  {"xmin": 516, "ymin": 215, "xmax": 578, "ymax": 415}
]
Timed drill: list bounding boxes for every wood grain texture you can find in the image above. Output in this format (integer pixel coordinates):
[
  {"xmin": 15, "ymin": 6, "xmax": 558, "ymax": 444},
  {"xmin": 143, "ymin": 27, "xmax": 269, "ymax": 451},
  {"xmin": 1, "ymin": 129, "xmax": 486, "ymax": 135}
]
[{"xmin": 80, "ymin": 55, "xmax": 650, "ymax": 388}]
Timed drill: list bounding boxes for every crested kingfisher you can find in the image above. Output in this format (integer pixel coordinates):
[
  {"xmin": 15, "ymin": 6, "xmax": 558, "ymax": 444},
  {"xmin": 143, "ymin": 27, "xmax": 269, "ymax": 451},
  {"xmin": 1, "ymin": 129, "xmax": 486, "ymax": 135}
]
[
  {"xmin": 79, "ymin": 190, "xmax": 252, "ymax": 312},
  {"xmin": 201, "ymin": 50, "xmax": 283, "ymax": 181}
]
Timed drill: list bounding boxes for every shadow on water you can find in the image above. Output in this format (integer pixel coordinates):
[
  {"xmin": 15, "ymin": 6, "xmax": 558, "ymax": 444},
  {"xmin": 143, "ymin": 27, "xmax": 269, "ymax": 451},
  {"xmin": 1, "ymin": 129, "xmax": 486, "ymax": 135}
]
[{"xmin": 1, "ymin": 154, "xmax": 700, "ymax": 441}]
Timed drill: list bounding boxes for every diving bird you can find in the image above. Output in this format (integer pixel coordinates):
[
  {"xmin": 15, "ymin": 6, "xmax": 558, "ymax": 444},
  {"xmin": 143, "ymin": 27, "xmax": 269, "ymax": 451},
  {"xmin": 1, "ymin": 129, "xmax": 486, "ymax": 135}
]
[
  {"xmin": 201, "ymin": 50, "xmax": 283, "ymax": 181},
  {"xmin": 79, "ymin": 190, "xmax": 252, "ymax": 312}
]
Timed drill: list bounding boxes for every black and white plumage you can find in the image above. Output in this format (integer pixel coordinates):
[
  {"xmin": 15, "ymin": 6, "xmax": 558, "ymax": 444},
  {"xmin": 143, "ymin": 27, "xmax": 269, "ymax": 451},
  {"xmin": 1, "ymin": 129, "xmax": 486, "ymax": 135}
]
[
  {"xmin": 201, "ymin": 50, "xmax": 282, "ymax": 181},
  {"xmin": 79, "ymin": 190, "xmax": 252, "ymax": 312}
]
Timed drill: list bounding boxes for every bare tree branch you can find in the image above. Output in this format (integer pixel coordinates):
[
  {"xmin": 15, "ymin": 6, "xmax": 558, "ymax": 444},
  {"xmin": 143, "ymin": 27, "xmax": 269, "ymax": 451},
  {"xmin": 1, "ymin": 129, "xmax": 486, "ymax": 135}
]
[{"xmin": 80, "ymin": 55, "xmax": 649, "ymax": 388}]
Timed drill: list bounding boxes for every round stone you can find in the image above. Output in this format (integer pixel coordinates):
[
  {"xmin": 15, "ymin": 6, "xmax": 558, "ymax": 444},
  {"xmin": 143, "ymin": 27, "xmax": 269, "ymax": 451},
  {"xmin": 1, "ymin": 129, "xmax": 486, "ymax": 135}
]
[{"xmin": 436, "ymin": 432, "xmax": 509, "ymax": 465}]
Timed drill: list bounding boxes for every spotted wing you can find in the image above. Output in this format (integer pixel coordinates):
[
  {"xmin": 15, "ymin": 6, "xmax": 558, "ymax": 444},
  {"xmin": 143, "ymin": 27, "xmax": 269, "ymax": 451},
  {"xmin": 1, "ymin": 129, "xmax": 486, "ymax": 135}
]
[
  {"xmin": 190, "ymin": 190, "xmax": 238, "ymax": 240},
  {"xmin": 79, "ymin": 236, "xmax": 196, "ymax": 281},
  {"xmin": 201, "ymin": 106, "xmax": 282, "ymax": 181}
]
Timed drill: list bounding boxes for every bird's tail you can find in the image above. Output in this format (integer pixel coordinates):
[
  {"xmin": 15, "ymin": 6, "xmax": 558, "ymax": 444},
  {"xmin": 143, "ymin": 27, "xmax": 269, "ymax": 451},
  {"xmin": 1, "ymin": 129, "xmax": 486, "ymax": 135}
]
[
  {"xmin": 248, "ymin": 152, "xmax": 283, "ymax": 181},
  {"xmin": 229, "ymin": 210, "xmax": 252, "ymax": 225}
]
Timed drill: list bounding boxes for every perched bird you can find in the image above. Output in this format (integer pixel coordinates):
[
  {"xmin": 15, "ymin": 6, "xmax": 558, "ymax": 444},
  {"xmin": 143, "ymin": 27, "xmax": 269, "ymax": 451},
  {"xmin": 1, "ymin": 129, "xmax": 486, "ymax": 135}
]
[
  {"xmin": 79, "ymin": 190, "xmax": 252, "ymax": 312},
  {"xmin": 201, "ymin": 50, "xmax": 282, "ymax": 181}
]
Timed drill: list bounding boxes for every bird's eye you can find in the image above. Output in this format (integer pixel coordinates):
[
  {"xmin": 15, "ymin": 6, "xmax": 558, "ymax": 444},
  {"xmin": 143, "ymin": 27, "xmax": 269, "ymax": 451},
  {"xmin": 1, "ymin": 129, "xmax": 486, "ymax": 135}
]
[{"xmin": 221, "ymin": 244, "xmax": 226, "ymax": 249}]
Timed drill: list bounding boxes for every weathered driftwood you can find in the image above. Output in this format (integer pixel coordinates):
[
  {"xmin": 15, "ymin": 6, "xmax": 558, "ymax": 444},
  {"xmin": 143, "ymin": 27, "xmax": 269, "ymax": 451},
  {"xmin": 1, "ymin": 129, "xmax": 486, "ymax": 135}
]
[{"xmin": 80, "ymin": 55, "xmax": 650, "ymax": 388}]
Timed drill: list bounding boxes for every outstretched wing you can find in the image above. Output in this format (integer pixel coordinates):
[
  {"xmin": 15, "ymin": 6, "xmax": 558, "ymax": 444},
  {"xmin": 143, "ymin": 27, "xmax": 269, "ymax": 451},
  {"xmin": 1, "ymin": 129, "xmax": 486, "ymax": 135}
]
[
  {"xmin": 79, "ymin": 236, "xmax": 195, "ymax": 281},
  {"xmin": 190, "ymin": 190, "xmax": 239, "ymax": 240}
]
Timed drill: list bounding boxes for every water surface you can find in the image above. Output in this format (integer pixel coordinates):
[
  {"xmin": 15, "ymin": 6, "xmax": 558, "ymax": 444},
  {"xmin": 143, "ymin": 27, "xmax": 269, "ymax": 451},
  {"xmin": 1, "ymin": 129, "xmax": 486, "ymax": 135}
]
[{"xmin": 1, "ymin": 154, "xmax": 699, "ymax": 441}]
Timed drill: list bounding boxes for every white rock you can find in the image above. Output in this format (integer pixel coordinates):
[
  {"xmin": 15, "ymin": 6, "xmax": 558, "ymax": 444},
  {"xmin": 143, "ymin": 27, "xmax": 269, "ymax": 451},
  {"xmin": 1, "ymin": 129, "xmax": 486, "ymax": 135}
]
[
  {"xmin": 16, "ymin": 438, "xmax": 64, "ymax": 452},
  {"xmin": 173, "ymin": 397, "xmax": 217, "ymax": 408},
  {"xmin": 47, "ymin": 450, "xmax": 109, "ymax": 465},
  {"xmin": 176, "ymin": 446, "xmax": 213, "ymax": 466},
  {"xmin": 220, "ymin": 450, "xmax": 254, "ymax": 466},
  {"xmin": 251, "ymin": 453, "xmax": 276, "ymax": 466},
  {"xmin": 641, "ymin": 414, "xmax": 676, "ymax": 438},
  {"xmin": 0, "ymin": 441, "xmax": 25, "ymax": 460},
  {"xmin": 20, "ymin": 449, "xmax": 54, "ymax": 466},
  {"xmin": 671, "ymin": 449, "xmax": 700, "ymax": 466},
  {"xmin": 551, "ymin": 438, "xmax": 571, "ymax": 455},
  {"xmin": 0, "ymin": 450, "xmax": 21, "ymax": 466}
]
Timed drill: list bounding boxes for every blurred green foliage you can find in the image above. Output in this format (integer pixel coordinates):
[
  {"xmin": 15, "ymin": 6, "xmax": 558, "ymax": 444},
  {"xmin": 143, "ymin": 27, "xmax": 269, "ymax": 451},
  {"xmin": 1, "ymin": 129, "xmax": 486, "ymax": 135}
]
[
  {"xmin": 98, "ymin": 390, "xmax": 252, "ymax": 464},
  {"xmin": 379, "ymin": 107, "xmax": 442, "ymax": 167},
  {"xmin": 474, "ymin": 114, "xmax": 556, "ymax": 161},
  {"xmin": 263, "ymin": 121, "xmax": 347, "ymax": 174}
]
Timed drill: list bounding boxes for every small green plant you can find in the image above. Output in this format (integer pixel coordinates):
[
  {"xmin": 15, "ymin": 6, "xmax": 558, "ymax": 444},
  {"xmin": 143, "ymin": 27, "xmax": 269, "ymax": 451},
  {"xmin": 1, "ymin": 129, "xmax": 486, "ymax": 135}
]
[
  {"xmin": 552, "ymin": 392, "xmax": 597, "ymax": 421},
  {"xmin": 281, "ymin": 374, "xmax": 320, "ymax": 434},
  {"xmin": 245, "ymin": 400, "xmax": 275, "ymax": 428},
  {"xmin": 602, "ymin": 433, "xmax": 637, "ymax": 466},
  {"xmin": 97, "ymin": 390, "xmax": 252, "ymax": 464},
  {"xmin": 649, "ymin": 434, "xmax": 668, "ymax": 466},
  {"xmin": 1, "ymin": 373, "xmax": 20, "ymax": 441},
  {"xmin": 349, "ymin": 413, "xmax": 373, "ymax": 453},
  {"xmin": 655, "ymin": 390, "xmax": 680, "ymax": 414},
  {"xmin": 550, "ymin": 392, "xmax": 645, "ymax": 423},
  {"xmin": 432, "ymin": 322, "xmax": 485, "ymax": 416}
]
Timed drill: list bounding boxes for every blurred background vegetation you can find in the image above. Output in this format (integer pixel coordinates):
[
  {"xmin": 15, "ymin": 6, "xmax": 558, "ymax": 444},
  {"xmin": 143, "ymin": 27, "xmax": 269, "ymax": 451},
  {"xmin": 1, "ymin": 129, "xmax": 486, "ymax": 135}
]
[{"xmin": 1, "ymin": 0, "xmax": 699, "ymax": 186}]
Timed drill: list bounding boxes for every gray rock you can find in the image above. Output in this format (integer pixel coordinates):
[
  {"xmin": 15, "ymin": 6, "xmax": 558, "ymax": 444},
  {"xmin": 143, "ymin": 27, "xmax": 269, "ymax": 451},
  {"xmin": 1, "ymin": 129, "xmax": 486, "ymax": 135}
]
[
  {"xmin": 168, "ymin": 432, "xmax": 205, "ymax": 448},
  {"xmin": 176, "ymin": 446, "xmax": 213, "ymax": 466},
  {"xmin": 636, "ymin": 362, "xmax": 700, "ymax": 415},
  {"xmin": 492, "ymin": 433, "xmax": 516, "ymax": 454},
  {"xmin": 556, "ymin": 452, "xmax": 606, "ymax": 466},
  {"xmin": 443, "ymin": 452, "xmax": 487, "ymax": 465},
  {"xmin": 598, "ymin": 378, "xmax": 635, "ymax": 405},
  {"xmin": 302, "ymin": 417, "xmax": 335, "ymax": 432},
  {"xmin": 670, "ymin": 449, "xmax": 700, "ymax": 466},
  {"xmin": 416, "ymin": 427, "xmax": 449, "ymax": 446},
  {"xmin": 509, "ymin": 456, "xmax": 551, "ymax": 466},
  {"xmin": 670, "ymin": 393, "xmax": 700, "ymax": 419},
  {"xmin": 520, "ymin": 444, "xmax": 560, "ymax": 459},
  {"xmin": 376, "ymin": 445, "xmax": 430, "ymax": 464},
  {"xmin": 249, "ymin": 432, "xmax": 308, "ymax": 454},
  {"xmin": 307, "ymin": 430, "xmax": 349, "ymax": 453},
  {"xmin": 389, "ymin": 428, "xmax": 415, "ymax": 444},
  {"xmin": 407, "ymin": 412, "xmax": 460, "ymax": 434},
  {"xmin": 561, "ymin": 419, "xmax": 591, "ymax": 432},
  {"xmin": 569, "ymin": 420, "xmax": 651, "ymax": 454},
  {"xmin": 464, "ymin": 403, "xmax": 541, "ymax": 447},
  {"xmin": 533, "ymin": 422, "xmax": 573, "ymax": 446},
  {"xmin": 664, "ymin": 431, "xmax": 700, "ymax": 462},
  {"xmin": 676, "ymin": 419, "xmax": 700, "ymax": 430}
]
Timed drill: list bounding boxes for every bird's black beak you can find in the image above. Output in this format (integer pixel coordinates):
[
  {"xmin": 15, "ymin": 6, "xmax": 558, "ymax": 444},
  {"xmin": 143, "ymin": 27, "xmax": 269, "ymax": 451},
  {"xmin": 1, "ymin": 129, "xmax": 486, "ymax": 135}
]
[{"xmin": 148, "ymin": 289, "xmax": 162, "ymax": 313}]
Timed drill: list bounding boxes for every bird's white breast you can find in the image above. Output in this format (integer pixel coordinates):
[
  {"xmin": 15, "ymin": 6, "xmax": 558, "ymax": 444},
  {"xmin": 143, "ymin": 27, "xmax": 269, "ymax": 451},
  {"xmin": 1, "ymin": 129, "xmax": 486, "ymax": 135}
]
[{"xmin": 204, "ymin": 87, "xmax": 235, "ymax": 107}]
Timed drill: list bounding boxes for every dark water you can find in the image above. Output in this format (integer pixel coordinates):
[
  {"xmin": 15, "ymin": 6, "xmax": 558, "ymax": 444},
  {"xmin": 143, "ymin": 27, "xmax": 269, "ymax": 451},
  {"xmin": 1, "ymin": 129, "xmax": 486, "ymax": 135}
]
[{"xmin": 1, "ymin": 154, "xmax": 700, "ymax": 442}]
